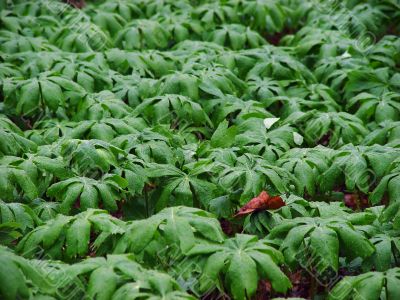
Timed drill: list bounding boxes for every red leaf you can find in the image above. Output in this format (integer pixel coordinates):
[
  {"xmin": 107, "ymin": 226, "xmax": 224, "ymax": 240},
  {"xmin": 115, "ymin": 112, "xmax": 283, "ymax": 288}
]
[
  {"xmin": 234, "ymin": 191, "xmax": 285, "ymax": 217},
  {"xmin": 267, "ymin": 196, "xmax": 286, "ymax": 209}
]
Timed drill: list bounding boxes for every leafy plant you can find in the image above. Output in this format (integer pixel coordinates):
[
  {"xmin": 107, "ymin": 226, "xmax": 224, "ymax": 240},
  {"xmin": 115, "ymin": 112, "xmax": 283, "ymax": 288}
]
[
  {"xmin": 347, "ymin": 92, "xmax": 400, "ymax": 123},
  {"xmin": 206, "ymin": 24, "xmax": 266, "ymax": 50},
  {"xmin": 17, "ymin": 209, "xmax": 125, "ymax": 260},
  {"xmin": 0, "ymin": 246, "xmax": 56, "ymax": 300},
  {"xmin": 1, "ymin": 0, "xmax": 400, "ymax": 298},
  {"xmin": 115, "ymin": 19, "xmax": 170, "ymax": 50},
  {"xmin": 329, "ymin": 267, "xmax": 400, "ymax": 300},
  {"xmin": 114, "ymin": 206, "xmax": 224, "ymax": 254},
  {"xmin": 3, "ymin": 72, "xmax": 86, "ymax": 116},
  {"xmin": 133, "ymin": 94, "xmax": 212, "ymax": 127},
  {"xmin": 0, "ymin": 115, "xmax": 37, "ymax": 156},
  {"xmin": 47, "ymin": 174, "xmax": 128, "ymax": 213},
  {"xmin": 268, "ymin": 215, "xmax": 375, "ymax": 276},
  {"xmin": 187, "ymin": 234, "xmax": 291, "ymax": 299},
  {"xmin": 63, "ymin": 254, "xmax": 195, "ymax": 300}
]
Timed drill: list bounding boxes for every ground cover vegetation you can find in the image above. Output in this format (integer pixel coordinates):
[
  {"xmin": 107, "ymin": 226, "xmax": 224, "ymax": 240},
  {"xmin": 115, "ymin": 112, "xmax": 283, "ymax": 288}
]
[{"xmin": 0, "ymin": 0, "xmax": 400, "ymax": 299}]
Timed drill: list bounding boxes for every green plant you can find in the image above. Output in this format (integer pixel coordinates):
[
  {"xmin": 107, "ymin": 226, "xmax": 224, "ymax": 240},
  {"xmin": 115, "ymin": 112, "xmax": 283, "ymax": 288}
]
[
  {"xmin": 17, "ymin": 209, "xmax": 125, "ymax": 260},
  {"xmin": 188, "ymin": 234, "xmax": 291, "ymax": 299},
  {"xmin": 114, "ymin": 206, "xmax": 224, "ymax": 254},
  {"xmin": 329, "ymin": 267, "xmax": 400, "ymax": 300},
  {"xmin": 268, "ymin": 215, "xmax": 375, "ymax": 276},
  {"xmin": 1, "ymin": 0, "xmax": 400, "ymax": 298}
]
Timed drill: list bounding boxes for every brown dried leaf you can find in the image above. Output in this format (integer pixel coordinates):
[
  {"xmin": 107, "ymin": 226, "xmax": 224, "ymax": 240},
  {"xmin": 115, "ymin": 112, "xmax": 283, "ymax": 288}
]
[{"xmin": 234, "ymin": 191, "xmax": 285, "ymax": 217}]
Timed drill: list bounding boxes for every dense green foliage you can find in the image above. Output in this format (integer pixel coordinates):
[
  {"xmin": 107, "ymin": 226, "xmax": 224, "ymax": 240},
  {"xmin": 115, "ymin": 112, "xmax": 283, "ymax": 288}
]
[{"xmin": 0, "ymin": 0, "xmax": 399, "ymax": 299}]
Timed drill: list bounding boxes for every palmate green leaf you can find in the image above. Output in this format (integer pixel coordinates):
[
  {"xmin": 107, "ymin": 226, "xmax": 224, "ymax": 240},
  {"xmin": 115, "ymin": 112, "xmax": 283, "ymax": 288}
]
[
  {"xmin": 235, "ymin": 118, "xmax": 303, "ymax": 162},
  {"xmin": 115, "ymin": 19, "xmax": 170, "ymax": 50},
  {"xmin": 345, "ymin": 67, "xmax": 400, "ymax": 99},
  {"xmin": 328, "ymin": 268, "xmax": 400, "ymax": 300},
  {"xmin": 0, "ymin": 246, "xmax": 57, "ymax": 300},
  {"xmin": 10, "ymin": 0, "xmax": 71, "ymax": 17},
  {"xmin": 213, "ymin": 152, "xmax": 299, "ymax": 203},
  {"xmin": 194, "ymin": 2, "xmax": 238, "ymax": 25},
  {"xmin": 284, "ymin": 110, "xmax": 369, "ymax": 148},
  {"xmin": 49, "ymin": 57, "xmax": 113, "ymax": 93},
  {"xmin": 0, "ymin": 62, "xmax": 22, "ymax": 78},
  {"xmin": 111, "ymin": 73, "xmax": 160, "ymax": 106},
  {"xmin": 133, "ymin": 94, "xmax": 212, "ymax": 128},
  {"xmin": 283, "ymin": 26, "xmax": 352, "ymax": 57},
  {"xmin": 247, "ymin": 200, "xmax": 376, "ymax": 236},
  {"xmin": 51, "ymin": 24, "xmax": 111, "ymax": 52},
  {"xmin": 210, "ymin": 119, "xmax": 237, "ymax": 149},
  {"xmin": 70, "ymin": 91, "xmax": 133, "ymax": 121},
  {"xmin": 0, "ymin": 30, "xmax": 57, "ymax": 53},
  {"xmin": 363, "ymin": 233, "xmax": 400, "ymax": 272},
  {"xmin": 268, "ymin": 216, "xmax": 375, "ymax": 276},
  {"xmin": 146, "ymin": 162, "xmax": 217, "ymax": 210},
  {"xmin": 308, "ymin": 202, "xmax": 376, "ymax": 225},
  {"xmin": 106, "ymin": 49, "xmax": 177, "ymax": 78},
  {"xmin": 114, "ymin": 206, "xmax": 224, "ymax": 255},
  {"xmin": 189, "ymin": 64, "xmax": 246, "ymax": 99},
  {"xmin": 112, "ymin": 130, "xmax": 175, "ymax": 164},
  {"xmin": 0, "ymin": 222, "xmax": 23, "ymax": 246},
  {"xmin": 380, "ymin": 201, "xmax": 400, "ymax": 229},
  {"xmin": 5, "ymin": 51, "xmax": 66, "ymax": 78},
  {"xmin": 206, "ymin": 24, "xmax": 266, "ymax": 50},
  {"xmin": 91, "ymin": 11, "xmax": 127, "ymax": 36},
  {"xmin": 29, "ymin": 117, "xmax": 147, "ymax": 143},
  {"xmin": 245, "ymin": 76, "xmax": 283, "ymax": 104},
  {"xmin": 347, "ymin": 92, "xmax": 400, "ymax": 123},
  {"xmin": 244, "ymin": 45, "xmax": 316, "ymax": 82},
  {"xmin": 1, "ymin": 1, "xmax": 400, "ymax": 300},
  {"xmin": 97, "ymin": 0, "xmax": 142, "ymax": 21},
  {"xmin": 158, "ymin": 65, "xmax": 246, "ymax": 101},
  {"xmin": 30, "ymin": 199, "xmax": 60, "ymax": 222},
  {"xmin": 236, "ymin": 0, "xmax": 286, "ymax": 33},
  {"xmin": 3, "ymin": 72, "xmax": 86, "ymax": 117},
  {"xmin": 188, "ymin": 234, "xmax": 291, "ymax": 299},
  {"xmin": 370, "ymin": 159, "xmax": 400, "ymax": 204},
  {"xmin": 0, "ymin": 200, "xmax": 41, "ymax": 232},
  {"xmin": 113, "ymin": 155, "xmax": 147, "ymax": 196},
  {"xmin": 363, "ymin": 120, "xmax": 400, "ymax": 148},
  {"xmin": 158, "ymin": 71, "xmax": 200, "ymax": 100},
  {"xmin": 363, "ymin": 121, "xmax": 400, "ymax": 146},
  {"xmin": 0, "ymin": 115, "xmax": 37, "ymax": 156},
  {"xmin": 286, "ymin": 82, "xmax": 341, "ymax": 108},
  {"xmin": 314, "ymin": 54, "xmax": 368, "ymax": 92},
  {"xmin": 0, "ymin": 10, "xmax": 24, "ymax": 33},
  {"xmin": 62, "ymin": 254, "xmax": 194, "ymax": 300},
  {"xmin": 368, "ymin": 35, "xmax": 400, "ymax": 68},
  {"xmin": 205, "ymin": 95, "xmax": 273, "ymax": 126},
  {"xmin": 320, "ymin": 145, "xmax": 399, "ymax": 193},
  {"xmin": 278, "ymin": 146, "xmax": 332, "ymax": 196},
  {"xmin": 31, "ymin": 155, "xmax": 73, "ymax": 179},
  {"xmin": 158, "ymin": 12, "xmax": 203, "ymax": 43},
  {"xmin": 17, "ymin": 209, "xmax": 125, "ymax": 260},
  {"xmin": 0, "ymin": 163, "xmax": 39, "ymax": 201},
  {"xmin": 60, "ymin": 139, "xmax": 125, "ymax": 175},
  {"xmin": 47, "ymin": 174, "xmax": 128, "ymax": 213},
  {"xmin": 0, "ymin": 155, "xmax": 69, "ymax": 199}
]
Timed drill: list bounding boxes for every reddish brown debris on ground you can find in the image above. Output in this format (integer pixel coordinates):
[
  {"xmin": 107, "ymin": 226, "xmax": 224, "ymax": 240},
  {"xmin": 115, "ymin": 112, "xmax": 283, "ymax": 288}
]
[
  {"xmin": 344, "ymin": 193, "xmax": 370, "ymax": 210},
  {"xmin": 64, "ymin": 0, "xmax": 86, "ymax": 9},
  {"xmin": 264, "ymin": 28, "xmax": 296, "ymax": 45},
  {"xmin": 234, "ymin": 191, "xmax": 285, "ymax": 217},
  {"xmin": 255, "ymin": 271, "xmax": 312, "ymax": 299},
  {"xmin": 219, "ymin": 219, "xmax": 243, "ymax": 236}
]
